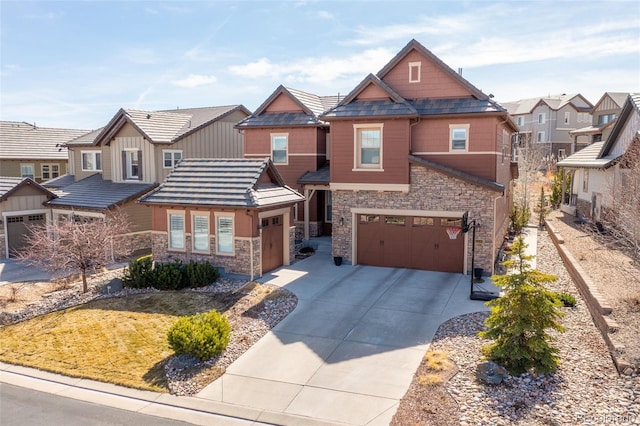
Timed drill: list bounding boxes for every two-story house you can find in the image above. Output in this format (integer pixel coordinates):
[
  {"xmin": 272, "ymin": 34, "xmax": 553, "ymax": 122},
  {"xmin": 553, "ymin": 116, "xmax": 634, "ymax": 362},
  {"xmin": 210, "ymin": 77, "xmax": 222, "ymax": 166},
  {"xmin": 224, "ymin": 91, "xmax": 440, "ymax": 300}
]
[
  {"xmin": 503, "ymin": 94, "xmax": 593, "ymax": 159},
  {"xmin": 0, "ymin": 121, "xmax": 88, "ymax": 182},
  {"xmin": 235, "ymin": 86, "xmax": 338, "ymax": 241},
  {"xmin": 569, "ymin": 92, "xmax": 629, "ymax": 152},
  {"xmin": 46, "ymin": 105, "xmax": 250, "ymax": 253},
  {"xmin": 317, "ymin": 39, "xmax": 518, "ymax": 274}
]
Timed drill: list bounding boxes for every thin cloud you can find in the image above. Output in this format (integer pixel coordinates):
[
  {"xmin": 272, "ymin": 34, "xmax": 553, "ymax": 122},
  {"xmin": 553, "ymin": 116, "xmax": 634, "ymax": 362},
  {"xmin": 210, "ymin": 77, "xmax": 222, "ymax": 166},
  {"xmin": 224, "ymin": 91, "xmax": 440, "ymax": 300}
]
[
  {"xmin": 317, "ymin": 11, "xmax": 334, "ymax": 20},
  {"xmin": 172, "ymin": 74, "xmax": 218, "ymax": 88}
]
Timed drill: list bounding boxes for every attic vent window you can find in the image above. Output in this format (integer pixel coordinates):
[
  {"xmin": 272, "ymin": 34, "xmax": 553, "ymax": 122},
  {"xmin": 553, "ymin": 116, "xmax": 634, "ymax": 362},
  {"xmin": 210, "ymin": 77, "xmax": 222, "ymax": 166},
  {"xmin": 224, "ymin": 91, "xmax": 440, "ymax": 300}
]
[
  {"xmin": 146, "ymin": 114, "xmax": 151, "ymax": 119},
  {"xmin": 409, "ymin": 61, "xmax": 421, "ymax": 83}
]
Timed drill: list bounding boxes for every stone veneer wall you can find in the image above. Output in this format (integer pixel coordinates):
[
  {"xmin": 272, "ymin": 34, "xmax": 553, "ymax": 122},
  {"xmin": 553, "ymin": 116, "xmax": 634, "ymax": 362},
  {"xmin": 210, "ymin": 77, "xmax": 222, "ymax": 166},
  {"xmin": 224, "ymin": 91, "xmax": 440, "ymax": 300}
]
[
  {"xmin": 332, "ymin": 165, "xmax": 502, "ymax": 273},
  {"xmin": 288, "ymin": 226, "xmax": 296, "ymax": 267},
  {"xmin": 294, "ymin": 221, "xmax": 322, "ymax": 241},
  {"xmin": 0, "ymin": 234, "xmax": 5, "ymax": 258},
  {"xmin": 576, "ymin": 198, "xmax": 592, "ymax": 220},
  {"xmin": 116, "ymin": 231, "xmax": 152, "ymax": 255}
]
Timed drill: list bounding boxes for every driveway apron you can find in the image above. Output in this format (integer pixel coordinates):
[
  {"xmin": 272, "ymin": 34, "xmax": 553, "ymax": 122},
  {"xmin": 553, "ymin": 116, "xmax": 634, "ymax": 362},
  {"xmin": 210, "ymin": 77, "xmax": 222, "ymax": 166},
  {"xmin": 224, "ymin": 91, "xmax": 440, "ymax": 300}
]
[{"xmin": 196, "ymin": 237, "xmax": 494, "ymax": 425}]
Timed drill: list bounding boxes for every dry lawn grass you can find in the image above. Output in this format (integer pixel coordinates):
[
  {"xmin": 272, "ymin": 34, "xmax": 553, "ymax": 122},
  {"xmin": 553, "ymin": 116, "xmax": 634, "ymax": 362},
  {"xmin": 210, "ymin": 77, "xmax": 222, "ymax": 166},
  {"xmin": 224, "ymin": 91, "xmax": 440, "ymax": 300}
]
[{"xmin": 0, "ymin": 292, "xmax": 229, "ymax": 392}]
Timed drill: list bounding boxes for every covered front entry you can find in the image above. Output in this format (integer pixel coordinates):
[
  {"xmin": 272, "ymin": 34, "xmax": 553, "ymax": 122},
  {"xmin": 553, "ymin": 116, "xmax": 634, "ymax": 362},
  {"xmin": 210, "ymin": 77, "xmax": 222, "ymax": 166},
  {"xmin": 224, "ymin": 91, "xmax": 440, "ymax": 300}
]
[
  {"xmin": 6, "ymin": 213, "xmax": 46, "ymax": 257},
  {"xmin": 356, "ymin": 214, "xmax": 464, "ymax": 272},
  {"xmin": 261, "ymin": 215, "xmax": 284, "ymax": 273}
]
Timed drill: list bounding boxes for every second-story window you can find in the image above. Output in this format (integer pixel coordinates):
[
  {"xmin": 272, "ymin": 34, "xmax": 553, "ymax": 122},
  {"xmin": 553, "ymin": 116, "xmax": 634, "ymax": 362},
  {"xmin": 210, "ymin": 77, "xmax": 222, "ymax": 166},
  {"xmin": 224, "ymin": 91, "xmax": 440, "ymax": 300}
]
[
  {"xmin": 271, "ymin": 134, "xmax": 288, "ymax": 164},
  {"xmin": 449, "ymin": 124, "xmax": 469, "ymax": 151},
  {"xmin": 517, "ymin": 116, "xmax": 524, "ymax": 127},
  {"xmin": 81, "ymin": 151, "xmax": 102, "ymax": 171},
  {"xmin": 354, "ymin": 124, "xmax": 383, "ymax": 169},
  {"xmin": 20, "ymin": 163, "xmax": 35, "ymax": 179},
  {"xmin": 564, "ymin": 112, "xmax": 570, "ymax": 125},
  {"xmin": 163, "ymin": 150, "xmax": 182, "ymax": 168},
  {"xmin": 538, "ymin": 113, "xmax": 545, "ymax": 124},
  {"xmin": 123, "ymin": 149, "xmax": 141, "ymax": 180},
  {"xmin": 41, "ymin": 164, "xmax": 60, "ymax": 180}
]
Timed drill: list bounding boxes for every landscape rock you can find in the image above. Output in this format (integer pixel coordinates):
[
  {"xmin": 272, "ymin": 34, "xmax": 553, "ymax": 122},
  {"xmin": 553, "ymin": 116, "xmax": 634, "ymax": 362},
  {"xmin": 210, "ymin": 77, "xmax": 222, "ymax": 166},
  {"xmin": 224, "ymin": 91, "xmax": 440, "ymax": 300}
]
[{"xmin": 476, "ymin": 361, "xmax": 509, "ymax": 385}]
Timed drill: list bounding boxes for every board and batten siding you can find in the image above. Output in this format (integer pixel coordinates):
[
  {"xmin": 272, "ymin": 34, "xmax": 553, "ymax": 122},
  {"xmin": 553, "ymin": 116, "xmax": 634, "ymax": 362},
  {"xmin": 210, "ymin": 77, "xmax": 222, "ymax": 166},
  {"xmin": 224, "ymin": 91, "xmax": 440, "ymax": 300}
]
[
  {"xmin": 610, "ymin": 109, "xmax": 640, "ymax": 158},
  {"xmin": 110, "ymin": 137, "xmax": 156, "ymax": 184},
  {"xmin": 123, "ymin": 200, "xmax": 152, "ymax": 232},
  {"xmin": 0, "ymin": 193, "xmax": 50, "ymax": 216}
]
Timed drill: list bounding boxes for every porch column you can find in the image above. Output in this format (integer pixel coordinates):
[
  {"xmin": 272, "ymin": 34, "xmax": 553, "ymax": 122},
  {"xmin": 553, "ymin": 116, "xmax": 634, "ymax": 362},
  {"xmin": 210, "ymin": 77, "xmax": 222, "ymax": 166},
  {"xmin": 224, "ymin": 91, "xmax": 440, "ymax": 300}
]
[{"xmin": 303, "ymin": 188, "xmax": 316, "ymax": 240}]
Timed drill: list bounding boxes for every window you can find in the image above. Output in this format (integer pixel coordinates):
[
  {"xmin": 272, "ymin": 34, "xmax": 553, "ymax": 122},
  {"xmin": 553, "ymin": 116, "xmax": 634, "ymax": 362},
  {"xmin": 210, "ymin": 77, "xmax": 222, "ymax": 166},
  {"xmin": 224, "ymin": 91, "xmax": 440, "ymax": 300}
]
[
  {"xmin": 192, "ymin": 214, "xmax": 210, "ymax": 252},
  {"xmin": 558, "ymin": 149, "xmax": 566, "ymax": 159},
  {"xmin": 124, "ymin": 149, "xmax": 140, "ymax": 179},
  {"xmin": 449, "ymin": 124, "xmax": 469, "ymax": 151},
  {"xmin": 413, "ymin": 217, "xmax": 434, "ymax": 226},
  {"xmin": 501, "ymin": 130, "xmax": 509, "ymax": 163},
  {"xmin": 216, "ymin": 214, "xmax": 234, "ymax": 254},
  {"xmin": 41, "ymin": 164, "xmax": 60, "ymax": 180},
  {"xmin": 538, "ymin": 113, "xmax": 545, "ymax": 124},
  {"xmin": 20, "ymin": 163, "xmax": 34, "ymax": 179},
  {"xmin": 271, "ymin": 134, "xmax": 288, "ymax": 164},
  {"xmin": 354, "ymin": 124, "xmax": 383, "ymax": 169},
  {"xmin": 516, "ymin": 116, "xmax": 524, "ymax": 127},
  {"xmin": 384, "ymin": 216, "xmax": 406, "ymax": 225},
  {"xmin": 82, "ymin": 151, "xmax": 102, "ymax": 171},
  {"xmin": 163, "ymin": 150, "xmax": 182, "ymax": 168},
  {"xmin": 168, "ymin": 212, "xmax": 185, "ymax": 250},
  {"xmin": 325, "ymin": 191, "xmax": 332, "ymax": 223},
  {"xmin": 408, "ymin": 61, "xmax": 421, "ymax": 83},
  {"xmin": 537, "ymin": 131, "xmax": 546, "ymax": 143},
  {"xmin": 360, "ymin": 215, "xmax": 379, "ymax": 223},
  {"xmin": 583, "ymin": 169, "xmax": 589, "ymax": 193},
  {"xmin": 564, "ymin": 112, "xmax": 570, "ymax": 125},
  {"xmin": 598, "ymin": 113, "xmax": 616, "ymax": 125}
]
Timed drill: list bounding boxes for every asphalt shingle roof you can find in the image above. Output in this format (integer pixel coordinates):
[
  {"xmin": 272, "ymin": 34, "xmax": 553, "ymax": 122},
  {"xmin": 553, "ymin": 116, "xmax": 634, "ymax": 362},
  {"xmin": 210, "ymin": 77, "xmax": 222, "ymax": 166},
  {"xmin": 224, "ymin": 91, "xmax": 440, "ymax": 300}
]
[
  {"xmin": 298, "ymin": 165, "xmax": 330, "ymax": 185},
  {"xmin": 42, "ymin": 174, "xmax": 75, "ymax": 189},
  {"xmin": 47, "ymin": 174, "xmax": 156, "ymax": 210},
  {"xmin": 411, "ymin": 98, "xmax": 506, "ymax": 115},
  {"xmin": 236, "ymin": 112, "xmax": 322, "ymax": 127},
  {"xmin": 321, "ymin": 99, "xmax": 418, "ymax": 119},
  {"xmin": 0, "ymin": 121, "xmax": 89, "ymax": 159},
  {"xmin": 502, "ymin": 94, "xmax": 587, "ymax": 115},
  {"xmin": 139, "ymin": 158, "xmax": 304, "ymax": 208}
]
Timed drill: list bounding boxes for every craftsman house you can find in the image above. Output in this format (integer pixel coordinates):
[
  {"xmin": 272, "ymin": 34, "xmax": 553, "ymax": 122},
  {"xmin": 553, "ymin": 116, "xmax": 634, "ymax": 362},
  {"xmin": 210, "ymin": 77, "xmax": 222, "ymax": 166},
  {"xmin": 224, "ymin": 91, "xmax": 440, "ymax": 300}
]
[
  {"xmin": 569, "ymin": 92, "xmax": 629, "ymax": 152},
  {"xmin": 236, "ymin": 86, "xmax": 338, "ymax": 240},
  {"xmin": 557, "ymin": 93, "xmax": 640, "ymax": 222},
  {"xmin": 318, "ymin": 39, "xmax": 518, "ymax": 274},
  {"xmin": 139, "ymin": 158, "xmax": 304, "ymax": 277},
  {"xmin": 46, "ymin": 105, "xmax": 250, "ymax": 252}
]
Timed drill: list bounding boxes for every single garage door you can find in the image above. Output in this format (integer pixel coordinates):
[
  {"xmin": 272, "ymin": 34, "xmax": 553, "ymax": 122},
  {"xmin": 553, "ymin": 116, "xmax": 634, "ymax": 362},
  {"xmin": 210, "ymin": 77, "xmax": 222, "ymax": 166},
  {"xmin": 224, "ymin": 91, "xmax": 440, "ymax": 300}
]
[
  {"xmin": 356, "ymin": 214, "xmax": 464, "ymax": 272},
  {"xmin": 7, "ymin": 213, "xmax": 46, "ymax": 257},
  {"xmin": 261, "ymin": 215, "xmax": 284, "ymax": 273}
]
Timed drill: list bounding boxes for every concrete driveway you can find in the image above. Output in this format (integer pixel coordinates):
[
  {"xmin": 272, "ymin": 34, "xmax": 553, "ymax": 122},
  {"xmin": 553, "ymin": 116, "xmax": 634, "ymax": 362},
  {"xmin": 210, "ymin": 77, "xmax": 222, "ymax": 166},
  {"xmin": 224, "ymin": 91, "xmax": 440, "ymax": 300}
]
[
  {"xmin": 195, "ymin": 237, "xmax": 496, "ymax": 425},
  {"xmin": 0, "ymin": 258, "xmax": 51, "ymax": 285}
]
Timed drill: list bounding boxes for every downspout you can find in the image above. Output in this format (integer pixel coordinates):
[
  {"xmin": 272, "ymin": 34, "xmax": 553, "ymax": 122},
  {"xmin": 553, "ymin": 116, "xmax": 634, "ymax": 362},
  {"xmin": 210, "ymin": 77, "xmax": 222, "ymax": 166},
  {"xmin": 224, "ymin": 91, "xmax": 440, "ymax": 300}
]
[
  {"xmin": 409, "ymin": 118, "xmax": 420, "ymax": 154},
  {"xmin": 246, "ymin": 209, "xmax": 254, "ymax": 281}
]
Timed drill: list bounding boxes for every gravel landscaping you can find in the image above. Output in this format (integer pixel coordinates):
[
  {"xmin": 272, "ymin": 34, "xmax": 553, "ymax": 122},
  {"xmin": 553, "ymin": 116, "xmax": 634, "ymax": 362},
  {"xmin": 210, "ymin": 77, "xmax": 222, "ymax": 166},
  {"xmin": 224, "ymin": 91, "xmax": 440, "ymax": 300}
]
[{"xmin": 394, "ymin": 227, "xmax": 639, "ymax": 425}]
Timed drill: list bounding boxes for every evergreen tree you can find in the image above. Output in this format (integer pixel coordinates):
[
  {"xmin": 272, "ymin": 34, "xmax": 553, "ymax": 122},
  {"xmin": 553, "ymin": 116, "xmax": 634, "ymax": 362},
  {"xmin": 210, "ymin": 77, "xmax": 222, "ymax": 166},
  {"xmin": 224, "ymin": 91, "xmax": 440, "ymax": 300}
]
[
  {"xmin": 479, "ymin": 237, "xmax": 565, "ymax": 375},
  {"xmin": 533, "ymin": 187, "xmax": 550, "ymax": 228}
]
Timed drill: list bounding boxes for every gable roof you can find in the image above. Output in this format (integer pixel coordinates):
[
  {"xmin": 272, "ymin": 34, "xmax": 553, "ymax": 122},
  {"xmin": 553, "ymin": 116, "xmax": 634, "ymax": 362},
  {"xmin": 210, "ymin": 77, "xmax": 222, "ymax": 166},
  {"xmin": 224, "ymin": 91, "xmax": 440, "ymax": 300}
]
[
  {"xmin": 408, "ymin": 155, "xmax": 504, "ymax": 193},
  {"xmin": 298, "ymin": 164, "xmax": 330, "ymax": 185},
  {"xmin": 591, "ymin": 92, "xmax": 629, "ymax": 113},
  {"xmin": 71, "ymin": 105, "xmax": 249, "ymax": 146},
  {"xmin": 377, "ymin": 39, "xmax": 488, "ymax": 100},
  {"xmin": 0, "ymin": 176, "xmax": 57, "ymax": 201},
  {"xmin": 46, "ymin": 174, "xmax": 156, "ymax": 210},
  {"xmin": 0, "ymin": 121, "xmax": 89, "ymax": 159},
  {"xmin": 503, "ymin": 94, "xmax": 592, "ymax": 115},
  {"xmin": 236, "ymin": 85, "xmax": 338, "ymax": 128},
  {"xmin": 599, "ymin": 93, "xmax": 640, "ymax": 158},
  {"xmin": 139, "ymin": 158, "xmax": 304, "ymax": 208}
]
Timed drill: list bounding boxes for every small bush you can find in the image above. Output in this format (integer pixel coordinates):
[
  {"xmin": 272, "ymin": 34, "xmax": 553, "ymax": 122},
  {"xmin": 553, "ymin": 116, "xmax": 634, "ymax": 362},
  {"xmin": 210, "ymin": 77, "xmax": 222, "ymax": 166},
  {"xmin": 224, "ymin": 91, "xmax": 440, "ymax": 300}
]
[
  {"xmin": 556, "ymin": 292, "xmax": 577, "ymax": 307},
  {"xmin": 183, "ymin": 261, "xmax": 219, "ymax": 288},
  {"xmin": 153, "ymin": 261, "xmax": 185, "ymax": 290},
  {"xmin": 299, "ymin": 246, "xmax": 315, "ymax": 254},
  {"xmin": 167, "ymin": 310, "xmax": 231, "ymax": 361},
  {"xmin": 122, "ymin": 256, "xmax": 154, "ymax": 289}
]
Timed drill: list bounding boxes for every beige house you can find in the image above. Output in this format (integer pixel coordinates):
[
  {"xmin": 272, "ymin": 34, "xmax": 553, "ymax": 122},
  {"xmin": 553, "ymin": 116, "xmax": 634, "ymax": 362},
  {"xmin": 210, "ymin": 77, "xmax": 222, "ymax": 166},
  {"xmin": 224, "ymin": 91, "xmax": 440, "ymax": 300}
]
[
  {"xmin": 0, "ymin": 121, "xmax": 88, "ymax": 182},
  {"xmin": 46, "ymin": 105, "xmax": 250, "ymax": 252},
  {"xmin": 569, "ymin": 92, "xmax": 629, "ymax": 152}
]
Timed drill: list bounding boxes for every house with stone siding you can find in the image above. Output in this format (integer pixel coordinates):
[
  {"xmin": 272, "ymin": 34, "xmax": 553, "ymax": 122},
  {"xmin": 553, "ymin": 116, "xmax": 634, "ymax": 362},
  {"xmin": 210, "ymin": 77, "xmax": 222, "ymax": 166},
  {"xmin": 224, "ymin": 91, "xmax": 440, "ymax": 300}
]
[
  {"xmin": 139, "ymin": 158, "xmax": 303, "ymax": 278},
  {"xmin": 317, "ymin": 39, "xmax": 518, "ymax": 274}
]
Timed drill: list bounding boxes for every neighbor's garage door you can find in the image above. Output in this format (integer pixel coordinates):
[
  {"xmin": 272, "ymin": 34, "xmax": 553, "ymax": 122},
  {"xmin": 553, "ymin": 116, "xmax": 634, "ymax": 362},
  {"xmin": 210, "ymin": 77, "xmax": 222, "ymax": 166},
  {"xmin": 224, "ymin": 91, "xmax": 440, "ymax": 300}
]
[
  {"xmin": 6, "ymin": 213, "xmax": 46, "ymax": 257},
  {"xmin": 261, "ymin": 215, "xmax": 284, "ymax": 273},
  {"xmin": 356, "ymin": 214, "xmax": 464, "ymax": 272}
]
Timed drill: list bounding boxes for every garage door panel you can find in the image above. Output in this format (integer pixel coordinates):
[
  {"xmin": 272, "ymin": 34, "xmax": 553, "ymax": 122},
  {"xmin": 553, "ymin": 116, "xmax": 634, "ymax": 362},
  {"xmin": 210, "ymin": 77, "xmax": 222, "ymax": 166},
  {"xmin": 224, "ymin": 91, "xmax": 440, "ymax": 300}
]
[
  {"xmin": 357, "ymin": 215, "xmax": 382, "ymax": 266},
  {"xmin": 7, "ymin": 214, "xmax": 46, "ymax": 257},
  {"xmin": 381, "ymin": 216, "xmax": 410, "ymax": 268},
  {"xmin": 410, "ymin": 217, "xmax": 438, "ymax": 270}
]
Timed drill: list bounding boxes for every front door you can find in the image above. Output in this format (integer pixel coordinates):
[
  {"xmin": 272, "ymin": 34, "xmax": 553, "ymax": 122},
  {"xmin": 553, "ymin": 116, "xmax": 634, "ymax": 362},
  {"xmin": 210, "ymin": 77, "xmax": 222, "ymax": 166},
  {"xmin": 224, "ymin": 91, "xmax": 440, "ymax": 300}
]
[{"xmin": 261, "ymin": 215, "xmax": 284, "ymax": 273}]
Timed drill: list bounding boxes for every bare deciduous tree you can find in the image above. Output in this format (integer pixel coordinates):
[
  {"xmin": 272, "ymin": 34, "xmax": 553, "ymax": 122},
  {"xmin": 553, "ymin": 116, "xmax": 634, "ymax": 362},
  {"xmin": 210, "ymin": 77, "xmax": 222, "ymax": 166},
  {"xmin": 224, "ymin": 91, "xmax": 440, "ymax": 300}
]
[
  {"xmin": 513, "ymin": 133, "xmax": 548, "ymax": 217},
  {"xmin": 17, "ymin": 208, "xmax": 132, "ymax": 293}
]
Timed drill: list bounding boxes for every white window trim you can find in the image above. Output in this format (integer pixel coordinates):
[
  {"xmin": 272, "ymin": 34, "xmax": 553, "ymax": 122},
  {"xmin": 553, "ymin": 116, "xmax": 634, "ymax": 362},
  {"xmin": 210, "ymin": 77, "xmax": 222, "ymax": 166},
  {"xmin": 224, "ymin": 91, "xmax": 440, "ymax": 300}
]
[
  {"xmin": 408, "ymin": 61, "xmax": 421, "ymax": 83},
  {"xmin": 538, "ymin": 113, "xmax": 546, "ymax": 124},
  {"xmin": 20, "ymin": 163, "xmax": 35, "ymax": 179},
  {"xmin": 517, "ymin": 116, "xmax": 524, "ymax": 126},
  {"xmin": 163, "ymin": 149, "xmax": 183, "ymax": 169},
  {"xmin": 81, "ymin": 150, "xmax": 102, "ymax": 172},
  {"xmin": 271, "ymin": 133, "xmax": 289, "ymax": 165},
  {"xmin": 41, "ymin": 163, "xmax": 60, "ymax": 180},
  {"xmin": 125, "ymin": 148, "xmax": 140, "ymax": 180},
  {"xmin": 537, "ymin": 131, "xmax": 546, "ymax": 143},
  {"xmin": 191, "ymin": 211, "xmax": 211, "ymax": 253},
  {"xmin": 353, "ymin": 123, "xmax": 384, "ymax": 171},
  {"xmin": 564, "ymin": 111, "xmax": 570, "ymax": 125},
  {"xmin": 449, "ymin": 124, "xmax": 470, "ymax": 153},
  {"xmin": 167, "ymin": 210, "xmax": 186, "ymax": 252},
  {"xmin": 215, "ymin": 212, "xmax": 235, "ymax": 256}
]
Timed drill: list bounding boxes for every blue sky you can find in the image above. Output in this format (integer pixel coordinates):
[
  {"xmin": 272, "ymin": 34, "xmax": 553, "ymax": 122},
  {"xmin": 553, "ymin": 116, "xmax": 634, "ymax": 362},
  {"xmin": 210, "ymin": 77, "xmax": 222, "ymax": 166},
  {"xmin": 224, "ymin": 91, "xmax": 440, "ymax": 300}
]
[{"xmin": 1, "ymin": 0, "xmax": 639, "ymax": 130}]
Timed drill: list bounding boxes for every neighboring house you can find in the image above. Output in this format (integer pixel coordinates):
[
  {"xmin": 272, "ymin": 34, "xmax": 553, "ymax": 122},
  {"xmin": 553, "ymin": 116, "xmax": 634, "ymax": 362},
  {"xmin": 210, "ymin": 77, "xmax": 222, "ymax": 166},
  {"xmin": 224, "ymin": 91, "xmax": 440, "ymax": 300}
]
[
  {"xmin": 311, "ymin": 39, "xmax": 518, "ymax": 274},
  {"xmin": 0, "ymin": 121, "xmax": 88, "ymax": 182},
  {"xmin": 0, "ymin": 177, "xmax": 56, "ymax": 258},
  {"xmin": 236, "ymin": 86, "xmax": 338, "ymax": 240},
  {"xmin": 139, "ymin": 158, "xmax": 304, "ymax": 277},
  {"xmin": 503, "ymin": 94, "xmax": 593, "ymax": 159},
  {"xmin": 557, "ymin": 93, "xmax": 640, "ymax": 222},
  {"xmin": 569, "ymin": 92, "xmax": 629, "ymax": 152},
  {"xmin": 46, "ymin": 105, "xmax": 250, "ymax": 252}
]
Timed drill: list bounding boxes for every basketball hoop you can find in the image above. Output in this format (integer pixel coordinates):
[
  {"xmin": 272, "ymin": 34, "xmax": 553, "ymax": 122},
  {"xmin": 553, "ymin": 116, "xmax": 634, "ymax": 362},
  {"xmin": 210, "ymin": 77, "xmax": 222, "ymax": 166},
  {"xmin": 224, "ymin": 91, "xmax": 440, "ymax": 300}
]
[{"xmin": 446, "ymin": 226, "xmax": 461, "ymax": 240}]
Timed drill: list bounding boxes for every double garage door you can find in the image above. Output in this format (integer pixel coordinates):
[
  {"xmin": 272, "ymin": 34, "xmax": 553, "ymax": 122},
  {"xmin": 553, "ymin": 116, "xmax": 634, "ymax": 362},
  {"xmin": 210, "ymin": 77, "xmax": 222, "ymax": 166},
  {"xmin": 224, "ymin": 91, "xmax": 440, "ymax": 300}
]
[
  {"xmin": 357, "ymin": 214, "xmax": 464, "ymax": 273},
  {"xmin": 6, "ymin": 213, "xmax": 46, "ymax": 257}
]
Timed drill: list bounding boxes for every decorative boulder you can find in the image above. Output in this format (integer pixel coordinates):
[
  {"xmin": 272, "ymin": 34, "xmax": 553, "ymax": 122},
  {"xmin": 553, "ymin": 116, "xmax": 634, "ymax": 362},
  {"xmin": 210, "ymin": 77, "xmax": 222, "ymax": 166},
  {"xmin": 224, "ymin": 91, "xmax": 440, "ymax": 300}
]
[
  {"xmin": 476, "ymin": 361, "xmax": 509, "ymax": 385},
  {"xmin": 102, "ymin": 277, "xmax": 123, "ymax": 294}
]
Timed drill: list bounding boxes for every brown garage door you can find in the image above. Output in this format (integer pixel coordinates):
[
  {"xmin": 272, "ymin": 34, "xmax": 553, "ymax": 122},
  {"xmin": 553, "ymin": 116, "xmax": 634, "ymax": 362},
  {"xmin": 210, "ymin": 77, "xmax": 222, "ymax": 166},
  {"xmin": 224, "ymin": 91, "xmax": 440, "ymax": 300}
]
[
  {"xmin": 357, "ymin": 214, "xmax": 464, "ymax": 272},
  {"xmin": 261, "ymin": 215, "xmax": 284, "ymax": 273},
  {"xmin": 7, "ymin": 213, "xmax": 46, "ymax": 257}
]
